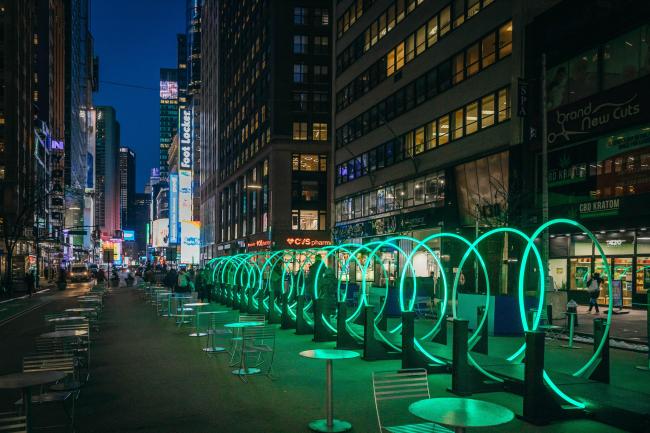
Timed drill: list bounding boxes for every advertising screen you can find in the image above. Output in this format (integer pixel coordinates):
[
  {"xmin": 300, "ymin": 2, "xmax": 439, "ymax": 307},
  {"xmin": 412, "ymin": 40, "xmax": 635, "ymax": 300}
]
[
  {"xmin": 179, "ymin": 109, "xmax": 193, "ymax": 170},
  {"xmin": 180, "ymin": 221, "xmax": 200, "ymax": 264},
  {"xmin": 169, "ymin": 174, "xmax": 179, "ymax": 244},
  {"xmin": 123, "ymin": 230, "xmax": 135, "ymax": 242},
  {"xmin": 160, "ymin": 80, "xmax": 178, "ymax": 100},
  {"xmin": 179, "ymin": 170, "xmax": 192, "ymax": 221},
  {"xmin": 152, "ymin": 218, "xmax": 169, "ymax": 248}
]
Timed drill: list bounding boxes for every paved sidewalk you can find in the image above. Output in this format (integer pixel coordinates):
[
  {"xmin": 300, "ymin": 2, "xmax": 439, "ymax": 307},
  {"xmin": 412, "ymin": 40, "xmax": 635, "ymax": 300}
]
[{"xmin": 68, "ymin": 288, "xmax": 640, "ymax": 433}]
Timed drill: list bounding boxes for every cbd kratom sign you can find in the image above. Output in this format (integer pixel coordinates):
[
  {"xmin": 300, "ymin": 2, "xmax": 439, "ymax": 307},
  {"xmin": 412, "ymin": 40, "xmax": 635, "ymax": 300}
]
[
  {"xmin": 179, "ymin": 109, "xmax": 192, "ymax": 170},
  {"xmin": 579, "ymin": 198, "xmax": 620, "ymax": 218}
]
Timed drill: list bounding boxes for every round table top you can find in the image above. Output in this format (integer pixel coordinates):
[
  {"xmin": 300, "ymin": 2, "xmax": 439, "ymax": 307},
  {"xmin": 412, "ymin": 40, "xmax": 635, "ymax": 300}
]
[
  {"xmin": 47, "ymin": 316, "xmax": 86, "ymax": 323},
  {"xmin": 78, "ymin": 295, "xmax": 101, "ymax": 299},
  {"xmin": 299, "ymin": 349, "xmax": 360, "ymax": 360},
  {"xmin": 40, "ymin": 329, "xmax": 88, "ymax": 338},
  {"xmin": 0, "ymin": 371, "xmax": 67, "ymax": 389},
  {"xmin": 65, "ymin": 308, "xmax": 95, "ymax": 313},
  {"xmin": 184, "ymin": 302, "xmax": 209, "ymax": 307},
  {"xmin": 78, "ymin": 299, "xmax": 101, "ymax": 303},
  {"xmin": 409, "ymin": 398, "xmax": 514, "ymax": 429},
  {"xmin": 224, "ymin": 321, "xmax": 264, "ymax": 328}
]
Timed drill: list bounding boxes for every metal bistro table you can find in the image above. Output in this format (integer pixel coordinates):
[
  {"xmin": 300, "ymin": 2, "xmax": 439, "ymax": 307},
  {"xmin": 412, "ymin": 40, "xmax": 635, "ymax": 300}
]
[
  {"xmin": 409, "ymin": 397, "xmax": 514, "ymax": 433},
  {"xmin": 0, "ymin": 371, "xmax": 67, "ymax": 433},
  {"xmin": 224, "ymin": 321, "xmax": 264, "ymax": 376},
  {"xmin": 299, "ymin": 349, "xmax": 360, "ymax": 433},
  {"xmin": 184, "ymin": 303, "xmax": 209, "ymax": 337}
]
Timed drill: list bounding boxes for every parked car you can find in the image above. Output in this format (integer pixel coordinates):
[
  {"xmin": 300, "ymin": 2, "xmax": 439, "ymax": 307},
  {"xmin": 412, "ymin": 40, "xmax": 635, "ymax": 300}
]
[{"xmin": 69, "ymin": 264, "xmax": 92, "ymax": 283}]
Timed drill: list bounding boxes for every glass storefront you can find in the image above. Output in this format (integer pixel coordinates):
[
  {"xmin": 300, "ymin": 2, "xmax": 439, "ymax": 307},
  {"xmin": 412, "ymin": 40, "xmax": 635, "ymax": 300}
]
[{"xmin": 551, "ymin": 229, "xmax": 650, "ymax": 306}]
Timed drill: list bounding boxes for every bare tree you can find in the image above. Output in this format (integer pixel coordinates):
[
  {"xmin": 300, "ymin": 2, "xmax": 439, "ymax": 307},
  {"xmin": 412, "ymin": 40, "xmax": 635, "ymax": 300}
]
[{"xmin": 1, "ymin": 179, "xmax": 51, "ymax": 295}]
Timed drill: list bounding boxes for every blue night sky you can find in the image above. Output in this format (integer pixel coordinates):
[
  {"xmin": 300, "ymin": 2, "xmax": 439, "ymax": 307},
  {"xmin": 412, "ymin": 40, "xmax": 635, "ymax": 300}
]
[{"xmin": 91, "ymin": 0, "xmax": 185, "ymax": 191}]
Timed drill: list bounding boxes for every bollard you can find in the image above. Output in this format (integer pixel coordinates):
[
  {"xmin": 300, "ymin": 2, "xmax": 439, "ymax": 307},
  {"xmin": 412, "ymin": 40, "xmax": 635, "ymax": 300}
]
[
  {"xmin": 451, "ymin": 319, "xmax": 472, "ymax": 395},
  {"xmin": 561, "ymin": 311, "xmax": 580, "ymax": 349},
  {"xmin": 295, "ymin": 295, "xmax": 313, "ymax": 335},
  {"xmin": 313, "ymin": 299, "xmax": 336, "ymax": 342},
  {"xmin": 590, "ymin": 318, "xmax": 610, "ymax": 383},
  {"xmin": 432, "ymin": 302, "xmax": 447, "ymax": 345},
  {"xmin": 267, "ymin": 290, "xmax": 282, "ymax": 324},
  {"xmin": 336, "ymin": 301, "xmax": 361, "ymax": 349},
  {"xmin": 280, "ymin": 293, "xmax": 296, "ymax": 329},
  {"xmin": 471, "ymin": 306, "xmax": 488, "ymax": 354}
]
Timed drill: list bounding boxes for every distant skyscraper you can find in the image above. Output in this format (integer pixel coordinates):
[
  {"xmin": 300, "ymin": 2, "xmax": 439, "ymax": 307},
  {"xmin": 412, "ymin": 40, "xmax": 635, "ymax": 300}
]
[
  {"xmin": 64, "ymin": 0, "xmax": 95, "ymax": 243},
  {"xmin": 177, "ymin": 34, "xmax": 188, "ymax": 111},
  {"xmin": 95, "ymin": 106, "xmax": 121, "ymax": 238},
  {"xmin": 119, "ymin": 147, "xmax": 136, "ymax": 228},
  {"xmin": 131, "ymin": 193, "xmax": 152, "ymax": 259},
  {"xmin": 159, "ymin": 68, "xmax": 178, "ymax": 180}
]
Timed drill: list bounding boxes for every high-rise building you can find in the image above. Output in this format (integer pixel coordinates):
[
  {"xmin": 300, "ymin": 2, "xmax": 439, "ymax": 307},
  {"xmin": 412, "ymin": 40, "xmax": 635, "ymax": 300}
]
[
  {"xmin": 95, "ymin": 106, "xmax": 121, "ymax": 241},
  {"xmin": 187, "ymin": 0, "xmax": 202, "ymax": 223},
  {"xmin": 201, "ymin": 0, "xmax": 333, "ymax": 257},
  {"xmin": 177, "ymin": 33, "xmax": 188, "ymax": 111},
  {"xmin": 131, "ymin": 193, "xmax": 152, "ymax": 260},
  {"xmin": 159, "ymin": 68, "xmax": 178, "ymax": 180},
  {"xmin": 119, "ymin": 147, "xmax": 136, "ymax": 228},
  {"xmin": 332, "ymin": 0, "xmax": 524, "ymax": 295},
  {"xmin": 0, "ymin": 0, "xmax": 40, "ymax": 286},
  {"xmin": 200, "ymin": 0, "xmax": 217, "ymax": 261},
  {"xmin": 64, "ymin": 0, "xmax": 95, "ymax": 248}
]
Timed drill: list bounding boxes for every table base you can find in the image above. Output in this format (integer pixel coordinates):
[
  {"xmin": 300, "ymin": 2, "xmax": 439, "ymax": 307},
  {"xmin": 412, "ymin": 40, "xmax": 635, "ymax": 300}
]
[
  {"xmin": 189, "ymin": 332, "xmax": 208, "ymax": 337},
  {"xmin": 203, "ymin": 346, "xmax": 225, "ymax": 353},
  {"xmin": 308, "ymin": 419, "xmax": 352, "ymax": 433},
  {"xmin": 560, "ymin": 344, "xmax": 581, "ymax": 349},
  {"xmin": 232, "ymin": 368, "xmax": 261, "ymax": 376}
]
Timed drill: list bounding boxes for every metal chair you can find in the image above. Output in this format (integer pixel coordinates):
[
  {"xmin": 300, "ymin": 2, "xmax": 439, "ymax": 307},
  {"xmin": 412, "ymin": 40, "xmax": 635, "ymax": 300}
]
[
  {"xmin": 241, "ymin": 324, "xmax": 277, "ymax": 379},
  {"xmin": 201, "ymin": 311, "xmax": 236, "ymax": 354},
  {"xmin": 0, "ymin": 411, "xmax": 26, "ymax": 433},
  {"xmin": 372, "ymin": 369, "xmax": 451, "ymax": 433},
  {"xmin": 18, "ymin": 354, "xmax": 78, "ymax": 431},
  {"xmin": 229, "ymin": 314, "xmax": 265, "ymax": 365}
]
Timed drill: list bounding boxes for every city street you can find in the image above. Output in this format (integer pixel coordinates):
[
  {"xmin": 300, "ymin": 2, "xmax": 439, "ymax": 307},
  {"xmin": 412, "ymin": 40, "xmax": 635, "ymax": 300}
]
[{"xmin": 2, "ymin": 0, "xmax": 650, "ymax": 431}]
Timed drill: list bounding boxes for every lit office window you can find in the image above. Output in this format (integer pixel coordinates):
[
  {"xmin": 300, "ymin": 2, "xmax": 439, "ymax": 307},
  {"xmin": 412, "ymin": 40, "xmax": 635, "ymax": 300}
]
[
  {"xmin": 293, "ymin": 64, "xmax": 307, "ymax": 82},
  {"xmin": 293, "ymin": 122, "xmax": 308, "ymax": 141},
  {"xmin": 293, "ymin": 7, "xmax": 307, "ymax": 25},
  {"xmin": 498, "ymin": 22, "xmax": 513, "ymax": 58},
  {"xmin": 293, "ymin": 35, "xmax": 308, "ymax": 54},
  {"xmin": 313, "ymin": 123, "xmax": 328, "ymax": 141}
]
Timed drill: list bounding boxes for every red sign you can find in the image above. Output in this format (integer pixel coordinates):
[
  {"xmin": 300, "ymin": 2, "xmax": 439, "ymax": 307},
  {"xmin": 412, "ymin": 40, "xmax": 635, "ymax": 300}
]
[
  {"xmin": 286, "ymin": 237, "xmax": 332, "ymax": 247},
  {"xmin": 247, "ymin": 239, "xmax": 271, "ymax": 249}
]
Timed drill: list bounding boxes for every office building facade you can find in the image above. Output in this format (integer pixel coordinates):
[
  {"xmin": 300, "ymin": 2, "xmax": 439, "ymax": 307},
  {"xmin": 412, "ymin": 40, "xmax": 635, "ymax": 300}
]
[
  {"xmin": 95, "ymin": 106, "xmax": 121, "ymax": 240},
  {"xmin": 159, "ymin": 68, "xmax": 178, "ymax": 180},
  {"xmin": 119, "ymin": 147, "xmax": 136, "ymax": 229},
  {"xmin": 201, "ymin": 0, "xmax": 333, "ymax": 257},
  {"xmin": 523, "ymin": 0, "xmax": 650, "ymax": 306},
  {"xmin": 332, "ymin": 0, "xmax": 533, "ymax": 295}
]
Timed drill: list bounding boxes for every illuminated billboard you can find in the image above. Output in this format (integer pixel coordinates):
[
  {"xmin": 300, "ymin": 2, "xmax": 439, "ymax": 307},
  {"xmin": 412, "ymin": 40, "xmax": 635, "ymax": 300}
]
[
  {"xmin": 123, "ymin": 230, "xmax": 135, "ymax": 242},
  {"xmin": 169, "ymin": 174, "xmax": 179, "ymax": 244},
  {"xmin": 160, "ymin": 80, "xmax": 178, "ymax": 100},
  {"xmin": 180, "ymin": 221, "xmax": 200, "ymax": 264},
  {"xmin": 179, "ymin": 109, "xmax": 193, "ymax": 170},
  {"xmin": 152, "ymin": 218, "xmax": 169, "ymax": 248},
  {"xmin": 179, "ymin": 170, "xmax": 192, "ymax": 221}
]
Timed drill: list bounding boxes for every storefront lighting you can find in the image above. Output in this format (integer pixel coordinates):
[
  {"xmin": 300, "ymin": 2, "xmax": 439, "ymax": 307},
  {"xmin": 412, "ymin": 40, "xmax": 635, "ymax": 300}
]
[
  {"xmin": 246, "ymin": 184, "xmax": 262, "ymax": 190},
  {"xmin": 619, "ymin": 229, "xmax": 625, "ymax": 232},
  {"xmin": 600, "ymin": 231, "xmax": 606, "ymax": 234}
]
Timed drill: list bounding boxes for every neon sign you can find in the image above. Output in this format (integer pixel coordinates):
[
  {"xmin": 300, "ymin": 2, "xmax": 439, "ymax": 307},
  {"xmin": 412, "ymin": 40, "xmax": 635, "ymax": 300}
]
[
  {"xmin": 179, "ymin": 109, "xmax": 192, "ymax": 170},
  {"xmin": 286, "ymin": 237, "xmax": 332, "ymax": 247},
  {"xmin": 247, "ymin": 240, "xmax": 271, "ymax": 248}
]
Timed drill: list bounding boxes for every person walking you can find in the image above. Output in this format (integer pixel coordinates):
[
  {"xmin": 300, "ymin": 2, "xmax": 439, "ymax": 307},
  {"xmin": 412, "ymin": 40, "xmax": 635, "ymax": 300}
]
[
  {"xmin": 586, "ymin": 272, "xmax": 603, "ymax": 314},
  {"xmin": 24, "ymin": 270, "xmax": 34, "ymax": 298},
  {"xmin": 176, "ymin": 269, "xmax": 190, "ymax": 294}
]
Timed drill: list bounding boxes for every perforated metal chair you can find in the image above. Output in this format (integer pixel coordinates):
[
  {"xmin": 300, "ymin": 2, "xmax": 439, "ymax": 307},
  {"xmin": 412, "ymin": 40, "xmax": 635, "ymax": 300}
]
[
  {"xmin": 229, "ymin": 314, "xmax": 265, "ymax": 365},
  {"xmin": 201, "ymin": 311, "xmax": 236, "ymax": 354},
  {"xmin": 372, "ymin": 369, "xmax": 452, "ymax": 433},
  {"xmin": 0, "ymin": 411, "xmax": 26, "ymax": 433},
  {"xmin": 241, "ymin": 324, "xmax": 277, "ymax": 379}
]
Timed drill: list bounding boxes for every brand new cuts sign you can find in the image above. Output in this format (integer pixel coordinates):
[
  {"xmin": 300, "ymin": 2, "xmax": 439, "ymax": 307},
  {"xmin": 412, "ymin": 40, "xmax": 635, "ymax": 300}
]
[{"xmin": 179, "ymin": 109, "xmax": 192, "ymax": 170}]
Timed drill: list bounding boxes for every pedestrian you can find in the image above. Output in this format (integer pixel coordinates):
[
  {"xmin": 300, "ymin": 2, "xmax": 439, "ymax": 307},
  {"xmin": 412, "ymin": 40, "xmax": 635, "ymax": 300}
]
[
  {"xmin": 177, "ymin": 269, "xmax": 190, "ymax": 294},
  {"xmin": 24, "ymin": 270, "xmax": 34, "ymax": 297},
  {"xmin": 586, "ymin": 272, "xmax": 603, "ymax": 314}
]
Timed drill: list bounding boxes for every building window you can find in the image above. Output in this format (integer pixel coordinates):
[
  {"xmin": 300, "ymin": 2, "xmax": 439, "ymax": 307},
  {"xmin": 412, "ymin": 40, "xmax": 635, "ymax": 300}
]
[
  {"xmin": 314, "ymin": 36, "xmax": 329, "ymax": 54},
  {"xmin": 293, "ymin": 122, "xmax": 308, "ymax": 140},
  {"xmin": 481, "ymin": 94, "xmax": 495, "ymax": 128},
  {"xmin": 0, "ymin": 165, "xmax": 5, "ymax": 180},
  {"xmin": 293, "ymin": 92, "xmax": 308, "ymax": 111},
  {"xmin": 292, "ymin": 210, "xmax": 320, "ymax": 230},
  {"xmin": 498, "ymin": 21, "xmax": 512, "ymax": 58},
  {"xmin": 292, "ymin": 154, "xmax": 327, "ymax": 172},
  {"xmin": 293, "ymin": 7, "xmax": 307, "ymax": 25},
  {"xmin": 481, "ymin": 32, "xmax": 496, "ymax": 67},
  {"xmin": 314, "ymin": 65, "xmax": 328, "ymax": 82},
  {"xmin": 498, "ymin": 88, "xmax": 510, "ymax": 122},
  {"xmin": 465, "ymin": 101, "xmax": 478, "ymax": 134},
  {"xmin": 293, "ymin": 35, "xmax": 308, "ymax": 54},
  {"xmin": 293, "ymin": 64, "xmax": 307, "ymax": 83},
  {"xmin": 314, "ymin": 8, "xmax": 329, "ymax": 26},
  {"xmin": 313, "ymin": 92, "xmax": 328, "ymax": 112},
  {"xmin": 313, "ymin": 123, "xmax": 328, "ymax": 141}
]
